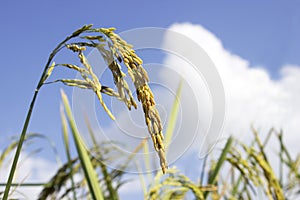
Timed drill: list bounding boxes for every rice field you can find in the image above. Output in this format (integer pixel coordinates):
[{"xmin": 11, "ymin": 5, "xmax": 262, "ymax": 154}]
[{"xmin": 0, "ymin": 25, "xmax": 299, "ymax": 200}]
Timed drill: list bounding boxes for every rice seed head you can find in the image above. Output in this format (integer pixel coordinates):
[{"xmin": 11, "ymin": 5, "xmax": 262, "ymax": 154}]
[
  {"xmin": 101, "ymin": 28, "xmax": 168, "ymax": 173},
  {"xmin": 96, "ymin": 42, "xmax": 138, "ymax": 110}
]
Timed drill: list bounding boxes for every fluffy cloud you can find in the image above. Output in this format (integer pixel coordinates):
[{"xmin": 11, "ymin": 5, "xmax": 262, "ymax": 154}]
[{"xmin": 162, "ymin": 23, "xmax": 300, "ymax": 156}]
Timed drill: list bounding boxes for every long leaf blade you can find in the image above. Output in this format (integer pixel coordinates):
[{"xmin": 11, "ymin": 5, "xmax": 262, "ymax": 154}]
[
  {"xmin": 61, "ymin": 90, "xmax": 104, "ymax": 200},
  {"xmin": 165, "ymin": 81, "xmax": 183, "ymax": 151}
]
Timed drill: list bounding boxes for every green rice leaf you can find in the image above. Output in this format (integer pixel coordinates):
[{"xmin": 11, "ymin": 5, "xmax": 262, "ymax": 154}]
[
  {"xmin": 165, "ymin": 80, "xmax": 183, "ymax": 151},
  {"xmin": 61, "ymin": 90, "xmax": 104, "ymax": 200}
]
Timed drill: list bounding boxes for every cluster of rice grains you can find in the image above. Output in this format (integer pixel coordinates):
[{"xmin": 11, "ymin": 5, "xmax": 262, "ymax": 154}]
[
  {"xmin": 100, "ymin": 28, "xmax": 168, "ymax": 173},
  {"xmin": 49, "ymin": 25, "xmax": 167, "ymax": 173}
]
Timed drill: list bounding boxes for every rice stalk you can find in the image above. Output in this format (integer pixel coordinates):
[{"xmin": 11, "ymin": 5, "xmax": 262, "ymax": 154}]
[
  {"xmin": 3, "ymin": 25, "xmax": 168, "ymax": 199},
  {"xmin": 2, "ymin": 24, "xmax": 93, "ymax": 200}
]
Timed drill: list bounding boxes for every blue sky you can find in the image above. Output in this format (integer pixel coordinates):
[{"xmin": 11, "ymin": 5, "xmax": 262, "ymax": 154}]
[
  {"xmin": 1, "ymin": 1, "xmax": 300, "ymax": 198},
  {"xmin": 1, "ymin": 1, "xmax": 299, "ymax": 137}
]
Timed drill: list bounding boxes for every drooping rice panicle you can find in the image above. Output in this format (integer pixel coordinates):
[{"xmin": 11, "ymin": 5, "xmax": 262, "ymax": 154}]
[{"xmin": 100, "ymin": 28, "xmax": 168, "ymax": 173}]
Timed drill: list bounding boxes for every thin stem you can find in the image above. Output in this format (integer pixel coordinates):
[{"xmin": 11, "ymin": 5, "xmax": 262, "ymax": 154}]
[
  {"xmin": 2, "ymin": 24, "xmax": 92, "ymax": 200},
  {"xmin": 2, "ymin": 90, "xmax": 39, "ymax": 199}
]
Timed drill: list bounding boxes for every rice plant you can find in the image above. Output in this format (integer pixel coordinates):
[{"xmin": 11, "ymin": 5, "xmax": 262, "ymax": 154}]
[
  {"xmin": 1, "ymin": 24, "xmax": 299, "ymax": 200},
  {"xmin": 1, "ymin": 24, "xmax": 168, "ymax": 200}
]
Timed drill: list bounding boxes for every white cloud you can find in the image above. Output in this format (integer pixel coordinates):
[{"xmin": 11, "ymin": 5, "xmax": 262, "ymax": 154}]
[{"xmin": 162, "ymin": 22, "xmax": 300, "ymax": 156}]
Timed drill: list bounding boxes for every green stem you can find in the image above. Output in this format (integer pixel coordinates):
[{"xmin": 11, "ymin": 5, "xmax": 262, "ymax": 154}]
[
  {"xmin": 2, "ymin": 24, "xmax": 92, "ymax": 200},
  {"xmin": 204, "ymin": 136, "xmax": 233, "ymax": 199},
  {"xmin": 2, "ymin": 89, "xmax": 39, "ymax": 200}
]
